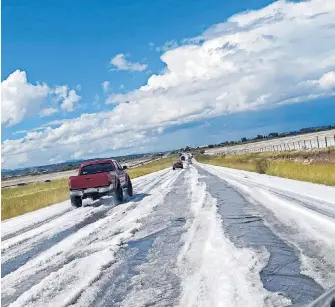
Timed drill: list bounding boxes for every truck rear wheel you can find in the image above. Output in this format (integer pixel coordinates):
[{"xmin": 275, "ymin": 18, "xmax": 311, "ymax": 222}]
[
  {"xmin": 71, "ymin": 196, "xmax": 82, "ymax": 208},
  {"xmin": 114, "ymin": 182, "xmax": 123, "ymax": 203},
  {"xmin": 127, "ymin": 178, "xmax": 133, "ymax": 197}
]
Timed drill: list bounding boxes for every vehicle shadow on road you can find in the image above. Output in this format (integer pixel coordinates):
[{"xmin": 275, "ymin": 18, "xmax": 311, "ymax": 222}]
[{"xmin": 126, "ymin": 192, "xmax": 151, "ymax": 204}]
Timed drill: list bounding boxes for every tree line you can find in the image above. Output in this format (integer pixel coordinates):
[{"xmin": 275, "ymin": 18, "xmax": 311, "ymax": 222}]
[{"xmin": 179, "ymin": 124, "xmax": 335, "ymax": 152}]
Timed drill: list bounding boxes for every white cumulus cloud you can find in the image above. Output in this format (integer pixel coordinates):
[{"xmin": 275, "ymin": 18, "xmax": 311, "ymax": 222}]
[
  {"xmin": 40, "ymin": 108, "xmax": 58, "ymax": 117},
  {"xmin": 60, "ymin": 89, "xmax": 81, "ymax": 112},
  {"xmin": 2, "ymin": 0, "xmax": 335, "ymax": 168},
  {"xmin": 318, "ymin": 71, "xmax": 335, "ymax": 88},
  {"xmin": 52, "ymin": 85, "xmax": 81, "ymax": 112},
  {"xmin": 1, "ymin": 70, "xmax": 50, "ymax": 127},
  {"xmin": 102, "ymin": 81, "xmax": 110, "ymax": 92},
  {"xmin": 110, "ymin": 53, "xmax": 147, "ymax": 71},
  {"xmin": 1, "ymin": 71, "xmax": 81, "ymax": 127}
]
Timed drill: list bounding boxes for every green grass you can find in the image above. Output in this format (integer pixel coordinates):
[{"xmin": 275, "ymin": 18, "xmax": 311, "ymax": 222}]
[
  {"xmin": 1, "ymin": 155, "xmax": 178, "ymax": 221},
  {"xmin": 196, "ymin": 151, "xmax": 335, "ymax": 186}
]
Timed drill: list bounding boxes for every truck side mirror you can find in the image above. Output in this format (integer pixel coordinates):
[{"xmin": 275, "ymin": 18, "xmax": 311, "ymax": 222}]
[{"xmin": 122, "ymin": 165, "xmax": 128, "ymax": 170}]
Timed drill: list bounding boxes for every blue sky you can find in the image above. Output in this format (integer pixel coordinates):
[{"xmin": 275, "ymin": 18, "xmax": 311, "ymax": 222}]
[{"xmin": 2, "ymin": 0, "xmax": 335, "ymax": 169}]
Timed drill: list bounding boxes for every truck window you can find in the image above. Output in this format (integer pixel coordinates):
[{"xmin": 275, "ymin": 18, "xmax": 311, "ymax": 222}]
[
  {"xmin": 80, "ymin": 163, "xmax": 115, "ymax": 175},
  {"xmin": 115, "ymin": 161, "xmax": 123, "ymax": 170}
]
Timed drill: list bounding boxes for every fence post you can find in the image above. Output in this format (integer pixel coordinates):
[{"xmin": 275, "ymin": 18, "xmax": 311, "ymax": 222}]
[
  {"xmin": 325, "ymin": 136, "xmax": 328, "ymax": 148},
  {"xmin": 309, "ymin": 140, "xmax": 312, "ymax": 149},
  {"xmin": 304, "ymin": 140, "xmax": 306, "ymax": 149},
  {"xmin": 317, "ymin": 136, "xmax": 320, "ymax": 148}
]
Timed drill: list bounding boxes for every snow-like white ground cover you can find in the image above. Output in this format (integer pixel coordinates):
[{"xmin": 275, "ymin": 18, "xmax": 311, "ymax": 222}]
[
  {"xmin": 198, "ymin": 162, "xmax": 335, "ymax": 288},
  {"xmin": 2, "ymin": 162, "xmax": 334, "ymax": 307}
]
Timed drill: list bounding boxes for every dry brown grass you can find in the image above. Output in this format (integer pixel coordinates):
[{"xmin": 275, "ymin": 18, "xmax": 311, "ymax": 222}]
[
  {"xmin": 127, "ymin": 155, "xmax": 177, "ymax": 179},
  {"xmin": 196, "ymin": 150, "xmax": 335, "ymax": 186},
  {"xmin": 266, "ymin": 160, "xmax": 335, "ymax": 185},
  {"xmin": 2, "ymin": 180, "xmax": 69, "ymax": 220}
]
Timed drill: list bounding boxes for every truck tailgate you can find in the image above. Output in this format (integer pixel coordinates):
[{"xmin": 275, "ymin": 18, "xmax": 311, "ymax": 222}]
[{"xmin": 69, "ymin": 173, "xmax": 111, "ymax": 190}]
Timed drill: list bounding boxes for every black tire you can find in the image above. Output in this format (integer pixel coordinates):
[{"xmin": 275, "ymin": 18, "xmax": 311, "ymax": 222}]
[
  {"xmin": 71, "ymin": 196, "xmax": 82, "ymax": 208},
  {"xmin": 114, "ymin": 182, "xmax": 124, "ymax": 203},
  {"xmin": 173, "ymin": 167, "xmax": 175, "ymax": 170},
  {"xmin": 127, "ymin": 177, "xmax": 133, "ymax": 197}
]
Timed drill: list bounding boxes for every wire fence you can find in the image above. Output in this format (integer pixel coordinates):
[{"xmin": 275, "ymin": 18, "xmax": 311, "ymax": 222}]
[{"xmin": 207, "ymin": 135, "xmax": 335, "ymax": 155}]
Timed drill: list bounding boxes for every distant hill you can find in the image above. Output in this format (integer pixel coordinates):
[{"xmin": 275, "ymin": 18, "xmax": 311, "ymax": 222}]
[
  {"xmin": 1, "ymin": 151, "xmax": 170, "ymax": 180},
  {"xmin": 194, "ymin": 124, "xmax": 335, "ymax": 150}
]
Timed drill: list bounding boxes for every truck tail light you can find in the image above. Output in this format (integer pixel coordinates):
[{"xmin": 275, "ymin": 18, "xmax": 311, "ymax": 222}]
[{"xmin": 108, "ymin": 174, "xmax": 114, "ymax": 185}]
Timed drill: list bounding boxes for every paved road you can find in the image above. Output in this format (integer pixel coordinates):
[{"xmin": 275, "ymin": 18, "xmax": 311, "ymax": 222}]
[{"xmin": 2, "ymin": 162, "xmax": 335, "ymax": 307}]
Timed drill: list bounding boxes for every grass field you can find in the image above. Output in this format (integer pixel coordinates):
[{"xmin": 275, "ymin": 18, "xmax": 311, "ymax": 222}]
[
  {"xmin": 1, "ymin": 155, "xmax": 178, "ymax": 221},
  {"xmin": 196, "ymin": 150, "xmax": 335, "ymax": 186},
  {"xmin": 127, "ymin": 155, "xmax": 177, "ymax": 179}
]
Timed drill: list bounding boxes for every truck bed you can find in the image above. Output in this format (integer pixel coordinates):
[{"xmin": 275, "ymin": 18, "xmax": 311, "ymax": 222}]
[{"xmin": 69, "ymin": 172, "xmax": 111, "ymax": 190}]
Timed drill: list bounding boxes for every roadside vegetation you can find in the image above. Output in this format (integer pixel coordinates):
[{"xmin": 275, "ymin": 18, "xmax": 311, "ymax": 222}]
[
  {"xmin": 2, "ymin": 180, "xmax": 69, "ymax": 221},
  {"xmin": 127, "ymin": 155, "xmax": 177, "ymax": 179},
  {"xmin": 195, "ymin": 148, "xmax": 335, "ymax": 186},
  {"xmin": 1, "ymin": 155, "xmax": 178, "ymax": 221}
]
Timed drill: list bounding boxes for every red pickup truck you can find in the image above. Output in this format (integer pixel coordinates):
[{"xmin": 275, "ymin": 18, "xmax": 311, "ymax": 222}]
[{"xmin": 68, "ymin": 159, "xmax": 133, "ymax": 208}]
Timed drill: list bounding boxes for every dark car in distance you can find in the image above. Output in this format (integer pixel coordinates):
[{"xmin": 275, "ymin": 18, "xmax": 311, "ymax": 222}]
[{"xmin": 172, "ymin": 161, "xmax": 183, "ymax": 170}]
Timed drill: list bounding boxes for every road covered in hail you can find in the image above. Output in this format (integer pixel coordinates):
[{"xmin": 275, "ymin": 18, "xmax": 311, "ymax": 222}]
[{"xmin": 2, "ymin": 162, "xmax": 335, "ymax": 307}]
